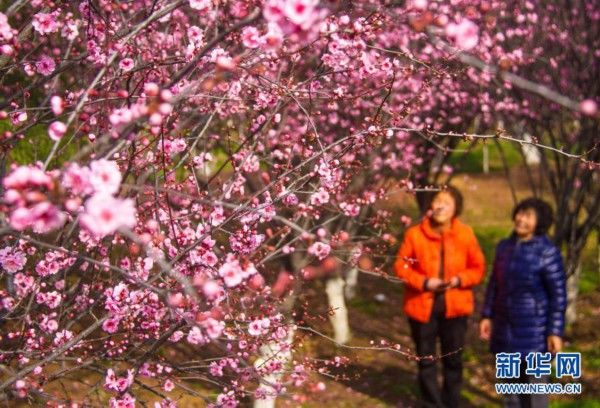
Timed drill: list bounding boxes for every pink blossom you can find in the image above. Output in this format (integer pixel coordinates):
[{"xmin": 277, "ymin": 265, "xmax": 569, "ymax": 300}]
[
  {"xmin": 201, "ymin": 317, "xmax": 224, "ymax": 339},
  {"xmin": 202, "ymin": 280, "xmax": 223, "ymax": 299},
  {"xmin": 36, "ymin": 259, "xmax": 60, "ymax": 277},
  {"xmin": 102, "ymin": 317, "xmax": 121, "ymax": 334},
  {"xmin": 218, "ymin": 257, "xmax": 244, "ymax": 287},
  {"xmin": 216, "ymin": 56, "xmax": 236, "ymax": 70},
  {"xmin": 241, "ymin": 154, "xmax": 260, "ymax": 173},
  {"xmin": 308, "ymin": 242, "xmax": 331, "ymax": 260},
  {"xmin": 10, "ymin": 110, "xmax": 27, "ymax": 124},
  {"xmin": 40, "ymin": 317, "xmax": 58, "ymax": 333},
  {"xmin": 2, "ymin": 297, "xmax": 14, "ymax": 310},
  {"xmin": 10, "ymin": 202, "xmax": 66, "ymax": 233},
  {"xmin": 284, "ymin": 0, "xmax": 319, "ymax": 25},
  {"xmin": 310, "ymin": 188, "xmax": 330, "ymax": 205},
  {"xmin": 3, "ymin": 165, "xmax": 53, "ymax": 190},
  {"xmin": 411, "ymin": 0, "xmax": 428, "ymax": 10},
  {"xmin": 248, "ymin": 273, "xmax": 265, "ymax": 290},
  {"xmin": 248, "ymin": 319, "xmax": 263, "ymax": 336},
  {"xmin": 163, "ymin": 379, "xmax": 175, "ymax": 392},
  {"xmin": 105, "ymin": 368, "xmax": 134, "ymax": 392},
  {"xmin": 36, "ymin": 291, "xmax": 62, "ymax": 309},
  {"xmin": 1, "ymin": 44, "xmax": 14, "ymax": 56},
  {"xmin": 24, "ymin": 60, "xmax": 40, "ymax": 76},
  {"xmin": 154, "ymin": 399, "xmax": 177, "ymax": 408},
  {"xmin": 119, "ymin": 58, "xmax": 134, "ymax": 72},
  {"xmin": 0, "ymin": 247, "xmax": 27, "ymax": 274},
  {"xmin": 48, "ymin": 121, "xmax": 66, "ymax": 141},
  {"xmin": 209, "ymin": 361, "xmax": 224, "ymax": 377},
  {"xmin": 109, "ymin": 282, "xmax": 130, "ymax": 303},
  {"xmin": 162, "ymin": 138, "xmax": 187, "ymax": 156},
  {"xmin": 110, "ymin": 105, "xmax": 145, "ymax": 127},
  {"xmin": 0, "ymin": 12, "xmax": 15, "ymax": 41},
  {"xmin": 274, "ymin": 326, "xmax": 288, "ymax": 340},
  {"xmin": 339, "ymin": 202, "xmax": 360, "ymax": 217},
  {"xmin": 262, "ymin": 23, "xmax": 284, "ymax": 50},
  {"xmin": 187, "ymin": 26, "xmax": 204, "ymax": 44},
  {"xmin": 88, "ymin": 160, "xmax": 122, "ymax": 195},
  {"xmin": 80, "ymin": 194, "xmax": 137, "ymax": 238},
  {"xmin": 446, "ymin": 19, "xmax": 479, "ymax": 51},
  {"xmin": 187, "ymin": 326, "xmax": 207, "ymax": 345},
  {"xmin": 62, "ymin": 163, "xmax": 92, "ymax": 195},
  {"xmin": 53, "ymin": 329, "xmax": 74, "ymax": 346},
  {"xmin": 580, "ymin": 99, "xmax": 598, "ymax": 116},
  {"xmin": 36, "ymin": 55, "xmax": 56, "ymax": 76},
  {"xmin": 283, "ymin": 192, "xmax": 299, "ymax": 206},
  {"xmin": 32, "ymin": 13, "xmax": 58, "ymax": 35},
  {"xmin": 61, "ymin": 21, "xmax": 79, "ymax": 41},
  {"xmin": 210, "ymin": 206, "xmax": 225, "ymax": 226},
  {"xmin": 189, "ymin": 0, "xmax": 212, "ymax": 11},
  {"xmin": 13, "ymin": 273, "xmax": 35, "ymax": 297},
  {"xmin": 263, "ymin": 0, "xmax": 285, "ymax": 22},
  {"xmin": 169, "ymin": 330, "xmax": 184, "ymax": 343},
  {"xmin": 109, "ymin": 393, "xmax": 136, "ymax": 408},
  {"xmin": 50, "ymin": 96, "xmax": 64, "ymax": 115},
  {"xmin": 216, "ymin": 391, "xmax": 238, "ymax": 407},
  {"xmin": 242, "ymin": 27, "xmax": 262, "ymax": 49}
]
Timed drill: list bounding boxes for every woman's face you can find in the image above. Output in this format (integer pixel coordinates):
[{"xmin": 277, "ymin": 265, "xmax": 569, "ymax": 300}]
[
  {"xmin": 514, "ymin": 208, "xmax": 537, "ymax": 239},
  {"xmin": 430, "ymin": 191, "xmax": 456, "ymax": 225}
]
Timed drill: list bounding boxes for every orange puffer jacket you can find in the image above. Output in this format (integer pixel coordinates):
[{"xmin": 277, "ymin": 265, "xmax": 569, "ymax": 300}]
[{"xmin": 394, "ymin": 217, "xmax": 485, "ymax": 323}]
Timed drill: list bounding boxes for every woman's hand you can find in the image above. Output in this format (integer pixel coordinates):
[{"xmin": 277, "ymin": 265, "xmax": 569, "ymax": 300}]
[
  {"xmin": 547, "ymin": 335, "xmax": 563, "ymax": 353},
  {"xmin": 479, "ymin": 318, "xmax": 492, "ymax": 340},
  {"xmin": 424, "ymin": 277, "xmax": 447, "ymax": 291},
  {"xmin": 447, "ymin": 276, "xmax": 461, "ymax": 288}
]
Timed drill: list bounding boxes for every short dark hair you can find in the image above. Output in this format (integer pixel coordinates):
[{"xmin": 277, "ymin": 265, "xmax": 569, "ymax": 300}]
[
  {"xmin": 512, "ymin": 197, "xmax": 553, "ymax": 235},
  {"xmin": 421, "ymin": 185, "xmax": 464, "ymax": 218}
]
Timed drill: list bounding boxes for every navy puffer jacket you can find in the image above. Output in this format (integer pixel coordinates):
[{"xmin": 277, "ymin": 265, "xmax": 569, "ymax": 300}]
[{"xmin": 481, "ymin": 234, "xmax": 567, "ymax": 355}]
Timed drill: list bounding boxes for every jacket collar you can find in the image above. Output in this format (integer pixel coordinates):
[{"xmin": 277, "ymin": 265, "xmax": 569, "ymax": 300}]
[
  {"xmin": 420, "ymin": 216, "xmax": 462, "ymax": 240},
  {"xmin": 508, "ymin": 232, "xmax": 548, "ymax": 245}
]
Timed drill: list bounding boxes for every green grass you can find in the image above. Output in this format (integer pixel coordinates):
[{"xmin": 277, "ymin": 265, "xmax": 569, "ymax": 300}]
[
  {"xmin": 551, "ymin": 400, "xmax": 600, "ymax": 408},
  {"xmin": 473, "ymin": 226, "xmax": 510, "ymax": 267},
  {"xmin": 571, "ymin": 346, "xmax": 600, "ymax": 372},
  {"xmin": 579, "ymin": 230, "xmax": 599, "ymax": 295},
  {"xmin": 347, "ymin": 296, "xmax": 381, "ymax": 317},
  {"xmin": 389, "ymin": 381, "xmax": 419, "ymax": 398},
  {"xmin": 448, "ymin": 140, "xmax": 523, "ymax": 174},
  {"xmin": 2, "ymin": 119, "xmax": 83, "ymax": 168}
]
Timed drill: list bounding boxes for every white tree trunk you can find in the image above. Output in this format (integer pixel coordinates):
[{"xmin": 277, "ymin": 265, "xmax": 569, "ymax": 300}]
[
  {"xmin": 522, "ymin": 133, "xmax": 541, "ymax": 165},
  {"xmin": 482, "ymin": 144, "xmax": 490, "ymax": 174},
  {"xmin": 565, "ymin": 264, "xmax": 581, "ymax": 326},
  {"xmin": 344, "ymin": 267, "xmax": 359, "ymax": 300},
  {"xmin": 253, "ymin": 326, "xmax": 296, "ymax": 408},
  {"xmin": 326, "ymin": 276, "xmax": 351, "ymax": 344}
]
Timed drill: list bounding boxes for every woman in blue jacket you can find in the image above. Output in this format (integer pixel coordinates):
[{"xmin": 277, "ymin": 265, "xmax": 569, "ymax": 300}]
[{"xmin": 479, "ymin": 198, "xmax": 567, "ymax": 408}]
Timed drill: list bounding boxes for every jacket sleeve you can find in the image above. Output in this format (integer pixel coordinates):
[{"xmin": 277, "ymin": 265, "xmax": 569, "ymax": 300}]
[
  {"xmin": 394, "ymin": 230, "xmax": 427, "ymax": 292},
  {"xmin": 540, "ymin": 245, "xmax": 567, "ymax": 337},
  {"xmin": 457, "ymin": 228, "xmax": 485, "ymax": 288},
  {"xmin": 481, "ymin": 248, "xmax": 499, "ymax": 319}
]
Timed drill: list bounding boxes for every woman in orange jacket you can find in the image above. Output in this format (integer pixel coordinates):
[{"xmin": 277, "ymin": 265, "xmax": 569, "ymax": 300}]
[{"xmin": 394, "ymin": 186, "xmax": 485, "ymax": 408}]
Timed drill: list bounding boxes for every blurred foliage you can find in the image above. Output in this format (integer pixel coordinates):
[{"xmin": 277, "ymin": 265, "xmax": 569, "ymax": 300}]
[
  {"xmin": 2, "ymin": 119, "xmax": 82, "ymax": 168},
  {"xmin": 448, "ymin": 140, "xmax": 523, "ymax": 174}
]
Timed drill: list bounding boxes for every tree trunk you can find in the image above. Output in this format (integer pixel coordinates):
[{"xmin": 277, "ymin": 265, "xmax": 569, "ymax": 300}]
[
  {"xmin": 565, "ymin": 263, "xmax": 581, "ymax": 327},
  {"xmin": 344, "ymin": 266, "xmax": 359, "ymax": 300},
  {"xmin": 325, "ymin": 276, "xmax": 351, "ymax": 344},
  {"xmin": 253, "ymin": 325, "xmax": 296, "ymax": 408},
  {"xmin": 522, "ymin": 133, "xmax": 541, "ymax": 165},
  {"xmin": 482, "ymin": 144, "xmax": 489, "ymax": 174}
]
